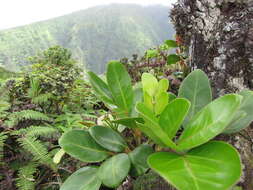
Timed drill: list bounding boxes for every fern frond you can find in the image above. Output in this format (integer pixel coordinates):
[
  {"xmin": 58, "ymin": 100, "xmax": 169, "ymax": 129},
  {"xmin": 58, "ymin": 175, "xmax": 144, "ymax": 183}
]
[
  {"xmin": 32, "ymin": 93, "xmax": 53, "ymax": 104},
  {"xmin": 0, "ymin": 81, "xmax": 10, "ymax": 99},
  {"xmin": 16, "ymin": 162, "xmax": 38, "ymax": 190},
  {"xmin": 12, "ymin": 126, "xmax": 58, "ymax": 138},
  {"xmin": 15, "ymin": 110, "xmax": 51, "ymax": 122},
  {"xmin": 6, "ymin": 110, "xmax": 52, "ymax": 127},
  {"xmin": 18, "ymin": 136, "xmax": 56, "ymax": 171},
  {"xmin": 0, "ymin": 100, "xmax": 10, "ymax": 112},
  {"xmin": 0, "ymin": 132, "xmax": 8, "ymax": 165}
]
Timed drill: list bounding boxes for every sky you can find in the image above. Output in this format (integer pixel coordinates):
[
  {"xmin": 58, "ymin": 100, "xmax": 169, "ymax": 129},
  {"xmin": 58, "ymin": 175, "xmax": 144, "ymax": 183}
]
[{"xmin": 0, "ymin": 0, "xmax": 177, "ymax": 30}]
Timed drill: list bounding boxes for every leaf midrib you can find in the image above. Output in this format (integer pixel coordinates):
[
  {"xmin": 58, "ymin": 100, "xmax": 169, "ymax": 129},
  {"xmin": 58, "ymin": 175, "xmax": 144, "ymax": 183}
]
[
  {"xmin": 183, "ymin": 157, "xmax": 200, "ymax": 190},
  {"xmin": 98, "ymin": 136, "xmax": 126, "ymax": 148},
  {"xmin": 81, "ymin": 175, "xmax": 97, "ymax": 190},
  {"xmin": 189, "ymin": 74, "xmax": 199, "ymax": 121},
  {"xmin": 67, "ymin": 142, "xmax": 108, "ymax": 154}
]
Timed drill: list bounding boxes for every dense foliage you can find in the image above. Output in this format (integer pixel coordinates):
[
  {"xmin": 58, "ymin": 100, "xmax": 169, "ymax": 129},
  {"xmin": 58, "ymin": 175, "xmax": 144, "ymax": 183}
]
[
  {"xmin": 60, "ymin": 61, "xmax": 253, "ymax": 190},
  {"xmin": 1, "ymin": 37, "xmax": 251, "ymax": 190},
  {"xmin": 0, "ymin": 4, "xmax": 175, "ymax": 73},
  {"xmin": 0, "ymin": 46, "xmax": 101, "ymax": 189}
]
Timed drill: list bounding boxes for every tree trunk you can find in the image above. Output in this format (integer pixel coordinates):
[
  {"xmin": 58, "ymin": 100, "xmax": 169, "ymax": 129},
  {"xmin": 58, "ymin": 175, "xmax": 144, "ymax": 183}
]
[{"xmin": 171, "ymin": 0, "xmax": 253, "ymax": 189}]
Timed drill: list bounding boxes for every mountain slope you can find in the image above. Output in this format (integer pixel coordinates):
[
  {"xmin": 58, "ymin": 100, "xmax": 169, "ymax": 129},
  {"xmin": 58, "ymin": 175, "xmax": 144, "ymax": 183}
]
[
  {"xmin": 0, "ymin": 67, "xmax": 17, "ymax": 81},
  {"xmin": 0, "ymin": 4, "xmax": 174, "ymax": 73}
]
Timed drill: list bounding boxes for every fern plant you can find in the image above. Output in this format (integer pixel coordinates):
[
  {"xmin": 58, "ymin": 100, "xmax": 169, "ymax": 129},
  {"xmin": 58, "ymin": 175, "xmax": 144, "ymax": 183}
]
[
  {"xmin": 0, "ymin": 132, "xmax": 7, "ymax": 166},
  {"xmin": 0, "ymin": 47, "xmax": 87, "ymax": 190},
  {"xmin": 12, "ymin": 125, "xmax": 58, "ymax": 138},
  {"xmin": 5, "ymin": 110, "xmax": 52, "ymax": 127},
  {"xmin": 18, "ymin": 136, "xmax": 56, "ymax": 170},
  {"xmin": 28, "ymin": 78, "xmax": 53, "ymax": 105},
  {"xmin": 11, "ymin": 125, "xmax": 59, "ymax": 190},
  {"xmin": 16, "ymin": 162, "xmax": 38, "ymax": 190}
]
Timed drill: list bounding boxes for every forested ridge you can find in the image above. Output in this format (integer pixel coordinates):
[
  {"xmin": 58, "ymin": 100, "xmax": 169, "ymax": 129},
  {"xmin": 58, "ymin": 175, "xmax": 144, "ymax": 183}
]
[{"xmin": 0, "ymin": 4, "xmax": 174, "ymax": 73}]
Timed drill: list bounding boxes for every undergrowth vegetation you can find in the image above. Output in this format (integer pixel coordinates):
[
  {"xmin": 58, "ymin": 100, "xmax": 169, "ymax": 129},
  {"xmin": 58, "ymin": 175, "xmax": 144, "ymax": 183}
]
[
  {"xmin": 0, "ymin": 46, "xmax": 100, "ymax": 189},
  {"xmin": 0, "ymin": 39, "xmax": 252, "ymax": 190}
]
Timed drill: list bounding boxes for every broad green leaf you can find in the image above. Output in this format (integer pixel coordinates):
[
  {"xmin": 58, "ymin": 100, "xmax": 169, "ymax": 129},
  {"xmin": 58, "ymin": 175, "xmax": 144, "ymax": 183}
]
[
  {"xmin": 167, "ymin": 54, "xmax": 181, "ymax": 65},
  {"xmin": 146, "ymin": 49, "xmax": 159, "ymax": 59},
  {"xmin": 89, "ymin": 126, "xmax": 127, "ymax": 152},
  {"xmin": 155, "ymin": 92, "xmax": 169, "ymax": 115},
  {"xmin": 141, "ymin": 73, "xmax": 158, "ymax": 97},
  {"xmin": 136, "ymin": 103, "xmax": 178, "ymax": 150},
  {"xmin": 136, "ymin": 123, "xmax": 168, "ymax": 147},
  {"xmin": 129, "ymin": 144, "xmax": 154, "ymax": 177},
  {"xmin": 223, "ymin": 90, "xmax": 253, "ymax": 134},
  {"xmin": 178, "ymin": 69, "xmax": 212, "ymax": 125},
  {"xmin": 154, "ymin": 79, "xmax": 169, "ymax": 115},
  {"xmin": 157, "ymin": 79, "xmax": 169, "ymax": 94},
  {"xmin": 168, "ymin": 92, "xmax": 177, "ymax": 102},
  {"xmin": 159, "ymin": 98, "xmax": 190, "ymax": 139},
  {"xmin": 53, "ymin": 148, "xmax": 65, "ymax": 164},
  {"xmin": 106, "ymin": 61, "xmax": 134, "ymax": 115},
  {"xmin": 59, "ymin": 130, "xmax": 110, "ymax": 162},
  {"xmin": 88, "ymin": 71, "xmax": 113, "ymax": 104},
  {"xmin": 178, "ymin": 94, "xmax": 242, "ymax": 151},
  {"xmin": 148, "ymin": 141, "xmax": 241, "ymax": 190},
  {"xmin": 98, "ymin": 153, "xmax": 131, "ymax": 188},
  {"xmin": 165, "ymin": 40, "xmax": 178, "ymax": 48},
  {"xmin": 143, "ymin": 91, "xmax": 153, "ymax": 111},
  {"xmin": 113, "ymin": 117, "xmax": 144, "ymax": 128},
  {"xmin": 60, "ymin": 167, "xmax": 101, "ymax": 190}
]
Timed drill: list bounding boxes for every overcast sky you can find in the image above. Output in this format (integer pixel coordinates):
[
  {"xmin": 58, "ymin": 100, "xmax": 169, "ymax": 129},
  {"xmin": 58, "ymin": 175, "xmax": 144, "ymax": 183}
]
[{"xmin": 0, "ymin": 0, "xmax": 177, "ymax": 30}]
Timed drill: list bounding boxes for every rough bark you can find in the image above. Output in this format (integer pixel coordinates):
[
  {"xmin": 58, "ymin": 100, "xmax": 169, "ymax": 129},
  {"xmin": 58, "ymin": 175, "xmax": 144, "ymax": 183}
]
[{"xmin": 171, "ymin": 0, "xmax": 253, "ymax": 189}]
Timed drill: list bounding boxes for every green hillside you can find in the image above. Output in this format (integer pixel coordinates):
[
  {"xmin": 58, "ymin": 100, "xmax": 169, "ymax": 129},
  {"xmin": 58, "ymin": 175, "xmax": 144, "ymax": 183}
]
[
  {"xmin": 0, "ymin": 67, "xmax": 17, "ymax": 81},
  {"xmin": 0, "ymin": 4, "xmax": 174, "ymax": 73}
]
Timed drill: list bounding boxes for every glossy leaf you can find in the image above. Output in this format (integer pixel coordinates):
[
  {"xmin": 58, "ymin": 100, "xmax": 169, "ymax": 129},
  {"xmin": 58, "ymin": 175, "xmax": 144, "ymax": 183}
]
[
  {"xmin": 136, "ymin": 103, "xmax": 178, "ymax": 150},
  {"xmin": 59, "ymin": 130, "xmax": 109, "ymax": 162},
  {"xmin": 88, "ymin": 71, "xmax": 113, "ymax": 104},
  {"xmin": 148, "ymin": 141, "xmax": 241, "ymax": 190},
  {"xmin": 178, "ymin": 69, "xmax": 212, "ymax": 125},
  {"xmin": 178, "ymin": 94, "xmax": 242, "ymax": 151},
  {"xmin": 157, "ymin": 78, "xmax": 169, "ymax": 95},
  {"xmin": 155, "ymin": 92, "xmax": 169, "ymax": 115},
  {"xmin": 98, "ymin": 153, "xmax": 131, "ymax": 188},
  {"xmin": 167, "ymin": 54, "xmax": 181, "ymax": 65},
  {"xmin": 168, "ymin": 92, "xmax": 176, "ymax": 102},
  {"xmin": 165, "ymin": 40, "xmax": 178, "ymax": 48},
  {"xmin": 129, "ymin": 144, "xmax": 154, "ymax": 177},
  {"xmin": 159, "ymin": 98, "xmax": 190, "ymax": 139},
  {"xmin": 113, "ymin": 117, "xmax": 144, "ymax": 128},
  {"xmin": 146, "ymin": 49, "xmax": 159, "ymax": 59},
  {"xmin": 141, "ymin": 73, "xmax": 158, "ymax": 97},
  {"xmin": 89, "ymin": 126, "xmax": 127, "ymax": 152},
  {"xmin": 143, "ymin": 91, "xmax": 153, "ymax": 111},
  {"xmin": 60, "ymin": 167, "xmax": 101, "ymax": 190},
  {"xmin": 136, "ymin": 123, "xmax": 168, "ymax": 147},
  {"xmin": 223, "ymin": 90, "xmax": 253, "ymax": 134},
  {"xmin": 106, "ymin": 61, "xmax": 134, "ymax": 114}
]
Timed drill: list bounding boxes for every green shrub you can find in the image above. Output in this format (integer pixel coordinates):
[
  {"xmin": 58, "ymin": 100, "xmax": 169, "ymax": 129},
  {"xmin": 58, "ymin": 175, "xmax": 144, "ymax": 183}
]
[{"xmin": 59, "ymin": 62, "xmax": 253, "ymax": 190}]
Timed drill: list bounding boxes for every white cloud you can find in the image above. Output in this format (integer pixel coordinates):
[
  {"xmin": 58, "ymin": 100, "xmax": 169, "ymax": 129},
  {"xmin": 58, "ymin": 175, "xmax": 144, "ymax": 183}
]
[{"xmin": 0, "ymin": 0, "xmax": 177, "ymax": 30}]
